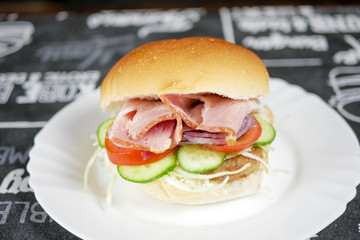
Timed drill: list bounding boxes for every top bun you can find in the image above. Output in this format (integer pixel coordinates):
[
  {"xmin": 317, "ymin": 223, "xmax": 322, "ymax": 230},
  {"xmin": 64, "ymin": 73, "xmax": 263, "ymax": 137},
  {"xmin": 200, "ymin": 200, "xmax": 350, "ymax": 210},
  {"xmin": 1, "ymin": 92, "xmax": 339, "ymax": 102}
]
[{"xmin": 100, "ymin": 37, "xmax": 269, "ymax": 110}]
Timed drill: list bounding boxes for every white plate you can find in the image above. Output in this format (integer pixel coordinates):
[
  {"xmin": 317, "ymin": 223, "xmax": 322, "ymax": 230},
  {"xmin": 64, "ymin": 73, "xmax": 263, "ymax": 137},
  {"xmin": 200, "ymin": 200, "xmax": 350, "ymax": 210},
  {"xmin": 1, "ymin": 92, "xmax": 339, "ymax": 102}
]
[{"xmin": 28, "ymin": 79, "xmax": 360, "ymax": 240}]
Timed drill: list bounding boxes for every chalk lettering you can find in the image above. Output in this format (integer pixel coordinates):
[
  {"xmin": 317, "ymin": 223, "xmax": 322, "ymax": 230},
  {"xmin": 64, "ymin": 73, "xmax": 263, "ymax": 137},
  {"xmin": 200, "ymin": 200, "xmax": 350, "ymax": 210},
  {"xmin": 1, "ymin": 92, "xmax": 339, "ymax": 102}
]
[
  {"xmin": 328, "ymin": 66, "xmax": 360, "ymax": 123},
  {"xmin": 14, "ymin": 201, "xmax": 29, "ymax": 224},
  {"xmin": 0, "ymin": 72, "xmax": 27, "ymax": 104},
  {"xmin": 231, "ymin": 6, "xmax": 312, "ymax": 34},
  {"xmin": 30, "ymin": 202, "xmax": 50, "ymax": 223},
  {"xmin": 297, "ymin": 5, "xmax": 315, "ymax": 17},
  {"xmin": 231, "ymin": 6, "xmax": 298, "ymax": 18},
  {"xmin": 0, "ymin": 84, "xmax": 13, "ymax": 104},
  {"xmin": 0, "ymin": 70, "xmax": 102, "ymax": 104},
  {"xmin": 0, "ymin": 21, "xmax": 34, "ymax": 58},
  {"xmin": 236, "ymin": 17, "xmax": 292, "ymax": 34},
  {"xmin": 39, "ymin": 84, "xmax": 78, "ymax": 103},
  {"xmin": 291, "ymin": 16, "xmax": 308, "ymax": 32},
  {"xmin": 87, "ymin": 9, "xmax": 205, "ymax": 38},
  {"xmin": 234, "ymin": 15, "xmax": 311, "ymax": 34},
  {"xmin": 308, "ymin": 14, "xmax": 360, "ymax": 33},
  {"xmin": 0, "ymin": 72, "xmax": 27, "ymax": 85},
  {"xmin": 0, "ymin": 146, "xmax": 30, "ymax": 165},
  {"xmin": 0, "ymin": 201, "xmax": 11, "ymax": 224},
  {"xmin": 333, "ymin": 35, "xmax": 360, "ymax": 65},
  {"xmin": 0, "ymin": 168, "xmax": 33, "ymax": 194},
  {"xmin": 242, "ymin": 32, "xmax": 328, "ymax": 52},
  {"xmin": 0, "ymin": 201, "xmax": 53, "ymax": 224},
  {"xmin": 231, "ymin": 7, "xmax": 360, "ymax": 35},
  {"xmin": 16, "ymin": 72, "xmax": 42, "ymax": 104}
]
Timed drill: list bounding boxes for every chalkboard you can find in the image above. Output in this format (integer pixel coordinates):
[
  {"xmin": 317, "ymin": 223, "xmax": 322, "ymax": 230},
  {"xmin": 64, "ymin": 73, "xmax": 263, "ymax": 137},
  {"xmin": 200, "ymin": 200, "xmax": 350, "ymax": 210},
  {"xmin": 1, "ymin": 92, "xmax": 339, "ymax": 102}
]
[{"xmin": 1, "ymin": 6, "xmax": 360, "ymax": 240}]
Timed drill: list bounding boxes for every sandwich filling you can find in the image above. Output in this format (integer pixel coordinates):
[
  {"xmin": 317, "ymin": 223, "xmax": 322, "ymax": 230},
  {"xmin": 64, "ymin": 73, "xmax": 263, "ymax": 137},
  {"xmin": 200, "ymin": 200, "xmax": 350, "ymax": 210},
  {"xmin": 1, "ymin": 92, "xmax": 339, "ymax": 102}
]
[
  {"xmin": 108, "ymin": 94, "xmax": 259, "ymax": 154},
  {"xmin": 85, "ymin": 93, "xmax": 275, "ymax": 205}
]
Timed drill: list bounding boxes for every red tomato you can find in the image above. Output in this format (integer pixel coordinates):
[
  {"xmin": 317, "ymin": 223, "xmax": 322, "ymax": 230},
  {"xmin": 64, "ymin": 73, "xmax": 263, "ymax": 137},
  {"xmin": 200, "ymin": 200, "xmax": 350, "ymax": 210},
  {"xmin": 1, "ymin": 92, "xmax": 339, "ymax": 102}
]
[
  {"xmin": 104, "ymin": 133, "xmax": 177, "ymax": 166},
  {"xmin": 204, "ymin": 117, "xmax": 262, "ymax": 153}
]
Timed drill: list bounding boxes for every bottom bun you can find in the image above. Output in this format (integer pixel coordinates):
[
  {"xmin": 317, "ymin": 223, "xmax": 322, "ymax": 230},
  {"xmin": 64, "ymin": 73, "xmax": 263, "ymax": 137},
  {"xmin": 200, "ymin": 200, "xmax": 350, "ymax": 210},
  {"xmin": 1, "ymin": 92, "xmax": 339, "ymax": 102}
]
[{"xmin": 137, "ymin": 166, "xmax": 264, "ymax": 205}]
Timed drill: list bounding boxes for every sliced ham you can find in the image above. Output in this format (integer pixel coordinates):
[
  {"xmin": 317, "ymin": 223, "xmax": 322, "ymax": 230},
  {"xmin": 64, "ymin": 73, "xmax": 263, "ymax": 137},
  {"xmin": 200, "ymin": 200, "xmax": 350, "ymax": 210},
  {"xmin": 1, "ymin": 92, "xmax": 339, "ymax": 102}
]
[
  {"xmin": 109, "ymin": 99, "xmax": 182, "ymax": 153},
  {"xmin": 161, "ymin": 94, "xmax": 257, "ymax": 145},
  {"xmin": 109, "ymin": 94, "xmax": 258, "ymax": 154}
]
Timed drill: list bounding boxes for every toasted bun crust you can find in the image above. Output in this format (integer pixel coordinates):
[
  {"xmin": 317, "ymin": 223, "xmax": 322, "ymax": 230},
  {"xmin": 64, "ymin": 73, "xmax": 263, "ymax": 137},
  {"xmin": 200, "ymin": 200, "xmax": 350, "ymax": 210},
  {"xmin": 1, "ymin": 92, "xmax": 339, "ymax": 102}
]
[
  {"xmin": 136, "ymin": 106, "xmax": 273, "ymax": 205},
  {"xmin": 100, "ymin": 37, "xmax": 269, "ymax": 110}
]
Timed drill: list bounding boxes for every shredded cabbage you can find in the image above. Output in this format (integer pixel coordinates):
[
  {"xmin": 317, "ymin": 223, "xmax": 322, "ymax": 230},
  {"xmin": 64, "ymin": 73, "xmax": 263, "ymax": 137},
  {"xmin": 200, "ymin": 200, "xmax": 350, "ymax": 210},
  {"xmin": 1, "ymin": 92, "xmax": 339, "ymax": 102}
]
[
  {"xmin": 162, "ymin": 174, "xmax": 230, "ymax": 192},
  {"xmin": 84, "ymin": 134, "xmax": 118, "ymax": 207},
  {"xmin": 83, "ymin": 146, "xmax": 118, "ymax": 208},
  {"xmin": 163, "ymin": 163, "xmax": 251, "ymax": 192},
  {"xmin": 83, "ymin": 147, "xmax": 106, "ymax": 189},
  {"xmin": 106, "ymin": 173, "xmax": 117, "ymax": 207},
  {"xmin": 240, "ymin": 151, "xmax": 273, "ymax": 175}
]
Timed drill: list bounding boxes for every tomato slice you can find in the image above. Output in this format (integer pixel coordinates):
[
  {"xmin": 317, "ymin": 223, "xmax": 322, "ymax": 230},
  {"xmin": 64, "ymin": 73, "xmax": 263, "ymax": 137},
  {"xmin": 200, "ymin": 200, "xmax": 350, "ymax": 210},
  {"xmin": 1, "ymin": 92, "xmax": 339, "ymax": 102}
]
[
  {"xmin": 204, "ymin": 117, "xmax": 262, "ymax": 153},
  {"xmin": 105, "ymin": 133, "xmax": 177, "ymax": 166}
]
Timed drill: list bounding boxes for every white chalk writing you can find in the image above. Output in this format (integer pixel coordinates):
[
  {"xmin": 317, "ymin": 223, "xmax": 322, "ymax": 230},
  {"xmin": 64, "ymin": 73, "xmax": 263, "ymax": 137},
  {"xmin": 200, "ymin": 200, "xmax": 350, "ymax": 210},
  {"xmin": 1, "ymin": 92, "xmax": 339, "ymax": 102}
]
[
  {"xmin": 235, "ymin": 13, "xmax": 360, "ymax": 34},
  {"xmin": 0, "ymin": 70, "xmax": 100, "ymax": 104},
  {"xmin": 242, "ymin": 32, "xmax": 328, "ymax": 52},
  {"xmin": 328, "ymin": 66, "xmax": 360, "ymax": 123},
  {"xmin": 0, "ymin": 146, "xmax": 30, "ymax": 165},
  {"xmin": 87, "ymin": 9, "xmax": 205, "ymax": 38},
  {"xmin": 0, "ymin": 168, "xmax": 33, "ymax": 194},
  {"xmin": 333, "ymin": 35, "xmax": 360, "ymax": 65},
  {"xmin": 0, "ymin": 201, "xmax": 11, "ymax": 224},
  {"xmin": 231, "ymin": 6, "xmax": 303, "ymax": 34},
  {"xmin": 308, "ymin": 14, "xmax": 360, "ymax": 33},
  {"xmin": 0, "ymin": 201, "xmax": 53, "ymax": 224},
  {"xmin": 0, "ymin": 21, "xmax": 34, "ymax": 58},
  {"xmin": 231, "ymin": 6, "xmax": 299, "ymax": 18},
  {"xmin": 231, "ymin": 6, "xmax": 360, "ymax": 35},
  {"xmin": 235, "ymin": 16, "xmax": 293, "ymax": 34}
]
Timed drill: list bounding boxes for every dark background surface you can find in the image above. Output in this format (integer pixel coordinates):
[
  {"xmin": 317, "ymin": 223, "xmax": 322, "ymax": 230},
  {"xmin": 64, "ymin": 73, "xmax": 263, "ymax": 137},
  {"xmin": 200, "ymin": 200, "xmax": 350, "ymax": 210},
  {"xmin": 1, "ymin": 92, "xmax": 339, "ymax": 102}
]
[
  {"xmin": 0, "ymin": 2, "xmax": 360, "ymax": 240},
  {"xmin": 1, "ymin": 0, "xmax": 360, "ymax": 13}
]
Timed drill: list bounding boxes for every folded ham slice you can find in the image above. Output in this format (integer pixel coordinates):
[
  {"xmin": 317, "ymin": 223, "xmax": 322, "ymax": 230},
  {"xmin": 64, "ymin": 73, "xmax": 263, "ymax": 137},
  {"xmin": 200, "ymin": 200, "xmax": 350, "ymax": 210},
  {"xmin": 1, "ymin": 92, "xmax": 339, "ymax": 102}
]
[
  {"xmin": 108, "ymin": 99, "xmax": 182, "ymax": 153},
  {"xmin": 161, "ymin": 94, "xmax": 257, "ymax": 145}
]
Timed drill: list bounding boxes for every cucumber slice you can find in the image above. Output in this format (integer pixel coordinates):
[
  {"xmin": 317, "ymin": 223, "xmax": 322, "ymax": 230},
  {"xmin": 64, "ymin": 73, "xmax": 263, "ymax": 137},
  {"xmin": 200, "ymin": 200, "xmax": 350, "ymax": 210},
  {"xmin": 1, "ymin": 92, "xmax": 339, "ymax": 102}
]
[
  {"xmin": 97, "ymin": 118, "xmax": 114, "ymax": 148},
  {"xmin": 177, "ymin": 145, "xmax": 226, "ymax": 173},
  {"xmin": 253, "ymin": 116, "xmax": 276, "ymax": 146},
  {"xmin": 117, "ymin": 153, "xmax": 176, "ymax": 183}
]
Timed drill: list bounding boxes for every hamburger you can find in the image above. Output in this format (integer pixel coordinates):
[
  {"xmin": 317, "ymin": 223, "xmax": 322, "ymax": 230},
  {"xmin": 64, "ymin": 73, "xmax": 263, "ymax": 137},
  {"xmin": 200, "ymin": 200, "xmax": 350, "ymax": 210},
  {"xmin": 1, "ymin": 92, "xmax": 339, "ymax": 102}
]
[{"xmin": 86, "ymin": 36, "xmax": 276, "ymax": 205}]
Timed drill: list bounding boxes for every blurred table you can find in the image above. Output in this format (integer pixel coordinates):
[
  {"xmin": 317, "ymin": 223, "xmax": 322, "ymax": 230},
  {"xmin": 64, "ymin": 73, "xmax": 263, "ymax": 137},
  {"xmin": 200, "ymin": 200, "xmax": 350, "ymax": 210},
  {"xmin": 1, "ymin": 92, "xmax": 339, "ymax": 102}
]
[{"xmin": 1, "ymin": 5, "xmax": 360, "ymax": 240}]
